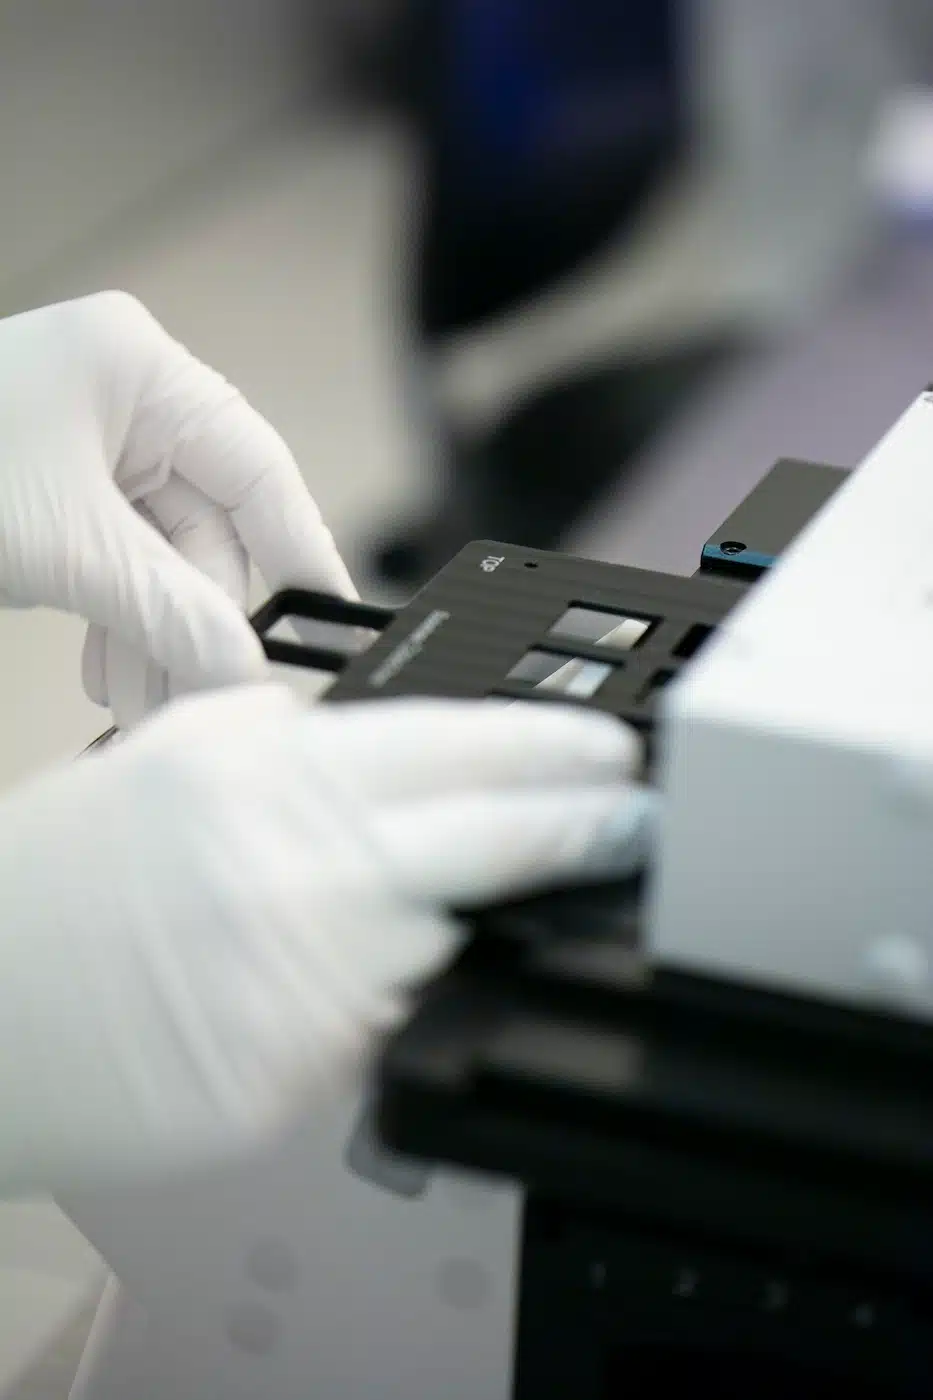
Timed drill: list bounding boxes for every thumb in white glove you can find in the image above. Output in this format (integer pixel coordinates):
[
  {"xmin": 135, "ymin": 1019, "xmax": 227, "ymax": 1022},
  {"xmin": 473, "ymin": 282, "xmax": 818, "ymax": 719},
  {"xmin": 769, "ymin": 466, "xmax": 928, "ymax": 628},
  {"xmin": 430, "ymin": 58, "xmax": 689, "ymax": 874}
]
[
  {"xmin": 0, "ymin": 688, "xmax": 650, "ymax": 1194},
  {"xmin": 0, "ymin": 291, "xmax": 355, "ymax": 730}
]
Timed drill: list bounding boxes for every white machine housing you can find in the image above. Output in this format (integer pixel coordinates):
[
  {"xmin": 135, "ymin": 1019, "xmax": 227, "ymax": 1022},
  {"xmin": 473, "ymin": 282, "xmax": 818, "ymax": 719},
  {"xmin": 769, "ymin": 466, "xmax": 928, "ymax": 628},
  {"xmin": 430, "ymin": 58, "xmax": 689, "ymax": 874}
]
[{"xmin": 654, "ymin": 390, "xmax": 933, "ymax": 1016}]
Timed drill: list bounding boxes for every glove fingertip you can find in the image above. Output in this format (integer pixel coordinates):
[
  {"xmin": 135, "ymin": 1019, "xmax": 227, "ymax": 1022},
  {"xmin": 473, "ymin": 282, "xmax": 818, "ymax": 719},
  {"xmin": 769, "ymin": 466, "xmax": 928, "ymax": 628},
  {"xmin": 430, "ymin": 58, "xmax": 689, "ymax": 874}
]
[
  {"xmin": 81, "ymin": 626, "xmax": 109, "ymax": 707},
  {"xmin": 199, "ymin": 608, "xmax": 268, "ymax": 687},
  {"xmin": 573, "ymin": 786, "xmax": 660, "ymax": 880},
  {"xmin": 497, "ymin": 701, "xmax": 643, "ymax": 774}
]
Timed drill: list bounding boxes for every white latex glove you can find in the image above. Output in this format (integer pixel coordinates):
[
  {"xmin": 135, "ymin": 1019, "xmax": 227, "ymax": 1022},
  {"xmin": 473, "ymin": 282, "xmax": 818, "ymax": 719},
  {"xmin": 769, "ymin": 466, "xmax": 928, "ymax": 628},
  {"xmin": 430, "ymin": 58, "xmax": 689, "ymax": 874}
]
[
  {"xmin": 0, "ymin": 685, "xmax": 651, "ymax": 1195},
  {"xmin": 0, "ymin": 291, "xmax": 354, "ymax": 730}
]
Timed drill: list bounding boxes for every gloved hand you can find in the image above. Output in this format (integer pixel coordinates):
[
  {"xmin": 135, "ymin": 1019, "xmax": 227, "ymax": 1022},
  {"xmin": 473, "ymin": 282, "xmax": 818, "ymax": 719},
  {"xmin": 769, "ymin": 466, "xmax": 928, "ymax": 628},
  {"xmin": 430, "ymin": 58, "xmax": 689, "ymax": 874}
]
[
  {"xmin": 0, "ymin": 685, "xmax": 651, "ymax": 1194},
  {"xmin": 0, "ymin": 291, "xmax": 354, "ymax": 730}
]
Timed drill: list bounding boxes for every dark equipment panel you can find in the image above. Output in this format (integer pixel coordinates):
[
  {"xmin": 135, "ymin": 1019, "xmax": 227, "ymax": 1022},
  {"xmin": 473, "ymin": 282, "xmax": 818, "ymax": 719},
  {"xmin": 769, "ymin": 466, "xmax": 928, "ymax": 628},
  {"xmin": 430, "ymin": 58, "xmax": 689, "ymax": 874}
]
[
  {"xmin": 252, "ymin": 456, "xmax": 845, "ymax": 741},
  {"xmin": 700, "ymin": 459, "xmax": 845, "ymax": 579},
  {"xmin": 253, "ymin": 542, "xmax": 745, "ymax": 753},
  {"xmin": 376, "ymin": 934, "xmax": 933, "ymax": 1398}
]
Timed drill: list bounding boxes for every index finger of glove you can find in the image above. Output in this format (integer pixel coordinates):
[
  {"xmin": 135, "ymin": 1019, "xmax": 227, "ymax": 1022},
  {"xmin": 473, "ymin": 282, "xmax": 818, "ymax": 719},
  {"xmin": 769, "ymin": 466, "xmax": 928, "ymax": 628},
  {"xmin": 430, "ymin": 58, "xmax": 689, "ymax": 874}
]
[
  {"xmin": 370, "ymin": 784, "xmax": 658, "ymax": 908},
  {"xmin": 150, "ymin": 349, "xmax": 356, "ymax": 600},
  {"xmin": 89, "ymin": 293, "xmax": 355, "ymax": 602},
  {"xmin": 306, "ymin": 698, "xmax": 641, "ymax": 801}
]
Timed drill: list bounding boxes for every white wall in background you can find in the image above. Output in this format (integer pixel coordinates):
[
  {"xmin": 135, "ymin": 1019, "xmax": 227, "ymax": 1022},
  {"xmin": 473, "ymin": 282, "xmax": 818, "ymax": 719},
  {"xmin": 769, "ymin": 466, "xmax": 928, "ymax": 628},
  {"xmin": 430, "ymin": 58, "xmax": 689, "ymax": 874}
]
[{"xmin": 0, "ymin": 0, "xmax": 320, "ymax": 303}]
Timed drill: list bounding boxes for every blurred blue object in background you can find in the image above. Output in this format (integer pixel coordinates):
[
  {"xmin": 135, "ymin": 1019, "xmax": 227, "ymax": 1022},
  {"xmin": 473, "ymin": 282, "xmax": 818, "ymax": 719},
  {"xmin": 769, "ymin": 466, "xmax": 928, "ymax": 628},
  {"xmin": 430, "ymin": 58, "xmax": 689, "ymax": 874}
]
[
  {"xmin": 418, "ymin": 0, "xmax": 682, "ymax": 333},
  {"xmin": 373, "ymin": 2, "xmax": 724, "ymax": 590},
  {"xmin": 444, "ymin": 0, "xmax": 682, "ymax": 201}
]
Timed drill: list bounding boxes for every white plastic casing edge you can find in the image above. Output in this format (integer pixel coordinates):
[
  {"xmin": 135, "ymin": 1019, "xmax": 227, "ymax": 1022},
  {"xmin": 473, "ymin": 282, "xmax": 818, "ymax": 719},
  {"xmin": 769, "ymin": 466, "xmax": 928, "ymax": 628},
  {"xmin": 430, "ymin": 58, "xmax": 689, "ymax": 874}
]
[{"xmin": 651, "ymin": 392, "xmax": 933, "ymax": 1017}]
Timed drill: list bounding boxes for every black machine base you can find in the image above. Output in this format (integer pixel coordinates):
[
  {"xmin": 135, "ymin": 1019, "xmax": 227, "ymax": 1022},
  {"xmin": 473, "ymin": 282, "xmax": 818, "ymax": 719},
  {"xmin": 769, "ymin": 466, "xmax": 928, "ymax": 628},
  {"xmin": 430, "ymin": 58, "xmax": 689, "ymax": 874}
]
[
  {"xmin": 519, "ymin": 1196, "xmax": 929, "ymax": 1399},
  {"xmin": 377, "ymin": 933, "xmax": 933, "ymax": 1398}
]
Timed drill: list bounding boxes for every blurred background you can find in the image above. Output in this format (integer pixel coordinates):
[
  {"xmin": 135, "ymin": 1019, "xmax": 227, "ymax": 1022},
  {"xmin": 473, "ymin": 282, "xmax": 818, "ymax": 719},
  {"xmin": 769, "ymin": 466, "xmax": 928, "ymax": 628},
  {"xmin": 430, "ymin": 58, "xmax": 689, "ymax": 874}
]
[{"xmin": 2, "ymin": 2, "xmax": 933, "ymax": 1394}]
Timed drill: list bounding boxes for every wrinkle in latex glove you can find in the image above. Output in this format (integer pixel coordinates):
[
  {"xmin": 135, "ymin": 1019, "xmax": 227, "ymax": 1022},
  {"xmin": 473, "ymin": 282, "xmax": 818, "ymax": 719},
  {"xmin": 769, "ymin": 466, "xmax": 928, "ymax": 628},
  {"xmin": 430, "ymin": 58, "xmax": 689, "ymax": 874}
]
[
  {"xmin": 0, "ymin": 688, "xmax": 646, "ymax": 1194},
  {"xmin": 0, "ymin": 291, "xmax": 355, "ymax": 731}
]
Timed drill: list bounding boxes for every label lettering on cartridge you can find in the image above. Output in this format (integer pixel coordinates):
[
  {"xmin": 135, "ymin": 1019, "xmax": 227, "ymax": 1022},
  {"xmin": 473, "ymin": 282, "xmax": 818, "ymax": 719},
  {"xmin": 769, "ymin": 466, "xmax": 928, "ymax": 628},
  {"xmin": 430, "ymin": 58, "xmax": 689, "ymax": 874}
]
[{"xmin": 368, "ymin": 610, "xmax": 450, "ymax": 688}]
